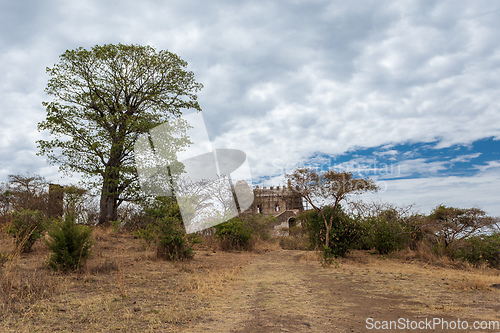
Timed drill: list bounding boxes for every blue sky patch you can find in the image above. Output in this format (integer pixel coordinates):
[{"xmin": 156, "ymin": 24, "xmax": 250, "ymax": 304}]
[{"xmin": 303, "ymin": 137, "xmax": 500, "ymax": 181}]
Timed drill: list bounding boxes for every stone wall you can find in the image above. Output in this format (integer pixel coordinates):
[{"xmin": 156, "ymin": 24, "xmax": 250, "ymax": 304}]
[{"xmin": 243, "ymin": 186, "xmax": 304, "ymax": 224}]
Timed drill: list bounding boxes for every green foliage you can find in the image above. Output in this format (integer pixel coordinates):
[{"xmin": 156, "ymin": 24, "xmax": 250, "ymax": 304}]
[
  {"xmin": 320, "ymin": 246, "xmax": 339, "ymax": 268},
  {"xmin": 155, "ymin": 217, "xmax": 199, "ymax": 261},
  {"xmin": 455, "ymin": 233, "xmax": 500, "ymax": 268},
  {"xmin": 360, "ymin": 212, "xmax": 413, "ymax": 255},
  {"xmin": 143, "ymin": 196, "xmax": 183, "ymax": 221},
  {"xmin": 243, "ymin": 214, "xmax": 276, "ymax": 241},
  {"xmin": 46, "ymin": 214, "xmax": 93, "ymax": 272},
  {"xmin": 37, "ymin": 43, "xmax": 203, "ymax": 225},
  {"xmin": 215, "ymin": 218, "xmax": 253, "ymax": 251},
  {"xmin": 370, "ymin": 218, "xmax": 408, "ymax": 254},
  {"xmin": 7, "ymin": 209, "xmax": 47, "ymax": 253},
  {"xmin": 134, "ymin": 197, "xmax": 198, "ymax": 261},
  {"xmin": 285, "ymin": 168, "xmax": 379, "ymax": 252},
  {"xmin": 300, "ymin": 206, "xmax": 364, "ymax": 257}
]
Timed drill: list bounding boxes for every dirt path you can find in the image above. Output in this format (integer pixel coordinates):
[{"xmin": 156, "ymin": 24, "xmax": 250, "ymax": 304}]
[
  {"xmin": 187, "ymin": 250, "xmax": 500, "ymax": 333},
  {"xmin": 187, "ymin": 250, "xmax": 416, "ymax": 332}
]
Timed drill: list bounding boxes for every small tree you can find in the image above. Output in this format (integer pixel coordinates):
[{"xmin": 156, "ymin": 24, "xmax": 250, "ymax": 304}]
[
  {"xmin": 286, "ymin": 168, "xmax": 379, "ymax": 250},
  {"xmin": 300, "ymin": 205, "xmax": 363, "ymax": 257},
  {"xmin": 46, "ymin": 214, "xmax": 93, "ymax": 272},
  {"xmin": 6, "ymin": 174, "xmax": 48, "ymax": 212},
  {"xmin": 455, "ymin": 233, "xmax": 500, "ymax": 268},
  {"xmin": 427, "ymin": 205, "xmax": 496, "ymax": 251}
]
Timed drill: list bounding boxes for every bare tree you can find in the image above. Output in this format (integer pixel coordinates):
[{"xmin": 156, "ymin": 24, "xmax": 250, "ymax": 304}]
[{"xmin": 7, "ymin": 174, "xmax": 48, "ymax": 212}]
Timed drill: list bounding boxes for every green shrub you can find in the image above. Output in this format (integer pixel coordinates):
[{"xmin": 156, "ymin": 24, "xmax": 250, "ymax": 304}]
[
  {"xmin": 455, "ymin": 233, "xmax": 500, "ymax": 268},
  {"xmin": 244, "ymin": 214, "xmax": 277, "ymax": 241},
  {"xmin": 358, "ymin": 209, "xmax": 426, "ymax": 255},
  {"xmin": 321, "ymin": 246, "xmax": 339, "ymax": 268},
  {"xmin": 7, "ymin": 209, "xmax": 47, "ymax": 253},
  {"xmin": 368, "ymin": 217, "xmax": 409, "ymax": 255},
  {"xmin": 134, "ymin": 197, "xmax": 198, "ymax": 261},
  {"xmin": 138, "ymin": 216, "xmax": 198, "ymax": 261},
  {"xmin": 300, "ymin": 206, "xmax": 364, "ymax": 257},
  {"xmin": 215, "ymin": 218, "xmax": 253, "ymax": 251},
  {"xmin": 46, "ymin": 214, "xmax": 93, "ymax": 272},
  {"xmin": 143, "ymin": 196, "xmax": 183, "ymax": 221}
]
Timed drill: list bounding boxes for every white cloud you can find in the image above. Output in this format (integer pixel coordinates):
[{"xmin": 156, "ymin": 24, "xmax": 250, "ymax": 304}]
[
  {"xmin": 474, "ymin": 160, "xmax": 500, "ymax": 172},
  {"xmin": 0, "ymin": 0, "xmax": 499, "ymax": 213},
  {"xmin": 450, "ymin": 153, "xmax": 481, "ymax": 163},
  {"xmin": 366, "ymin": 168, "xmax": 500, "ymax": 216}
]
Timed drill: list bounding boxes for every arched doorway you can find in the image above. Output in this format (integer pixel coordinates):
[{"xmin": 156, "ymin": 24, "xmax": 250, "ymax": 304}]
[{"xmin": 288, "ymin": 217, "xmax": 296, "ymax": 229}]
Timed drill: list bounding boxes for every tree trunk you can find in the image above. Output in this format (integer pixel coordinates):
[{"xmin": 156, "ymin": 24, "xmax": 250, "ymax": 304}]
[
  {"xmin": 98, "ymin": 158, "xmax": 121, "ymax": 225},
  {"xmin": 325, "ymin": 224, "xmax": 331, "ymax": 249},
  {"xmin": 99, "ymin": 189, "xmax": 118, "ymax": 225},
  {"xmin": 325, "ymin": 201, "xmax": 340, "ymax": 249}
]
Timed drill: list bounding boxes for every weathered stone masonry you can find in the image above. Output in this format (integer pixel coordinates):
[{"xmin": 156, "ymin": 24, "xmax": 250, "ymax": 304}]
[{"xmin": 242, "ymin": 186, "xmax": 304, "ymax": 231}]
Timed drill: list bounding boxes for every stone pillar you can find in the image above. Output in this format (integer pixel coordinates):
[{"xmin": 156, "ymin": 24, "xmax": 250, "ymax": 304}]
[{"xmin": 48, "ymin": 184, "xmax": 64, "ymax": 218}]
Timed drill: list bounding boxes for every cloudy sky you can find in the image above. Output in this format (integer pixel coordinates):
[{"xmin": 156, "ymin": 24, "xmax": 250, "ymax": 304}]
[{"xmin": 1, "ymin": 0, "xmax": 500, "ymax": 215}]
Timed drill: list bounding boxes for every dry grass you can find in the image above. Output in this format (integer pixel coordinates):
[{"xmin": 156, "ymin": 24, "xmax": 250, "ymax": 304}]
[
  {"xmin": 298, "ymin": 250, "xmax": 321, "ymax": 262},
  {"xmin": 388, "ymin": 242, "xmax": 470, "ymax": 270},
  {"xmin": 87, "ymin": 259, "xmax": 120, "ymax": 274},
  {"xmin": 278, "ymin": 234, "xmax": 309, "ymax": 250},
  {"xmin": 0, "ymin": 238, "xmax": 60, "ymax": 317},
  {"xmin": 0, "ymin": 227, "xmax": 254, "ymax": 332},
  {"xmin": 449, "ymin": 277, "xmax": 492, "ymax": 291},
  {"xmin": 184, "ymin": 264, "xmax": 244, "ymax": 294},
  {"xmin": 3, "ymin": 225, "xmax": 500, "ymax": 331},
  {"xmin": 251, "ymin": 237, "xmax": 281, "ymax": 253}
]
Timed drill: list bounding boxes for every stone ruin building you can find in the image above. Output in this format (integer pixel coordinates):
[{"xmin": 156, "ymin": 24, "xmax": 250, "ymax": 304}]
[{"xmin": 242, "ymin": 185, "xmax": 304, "ymax": 233}]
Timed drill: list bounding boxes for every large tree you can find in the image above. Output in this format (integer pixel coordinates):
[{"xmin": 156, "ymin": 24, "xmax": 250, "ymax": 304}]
[
  {"xmin": 37, "ymin": 44, "xmax": 203, "ymax": 225},
  {"xmin": 286, "ymin": 168, "xmax": 379, "ymax": 248}
]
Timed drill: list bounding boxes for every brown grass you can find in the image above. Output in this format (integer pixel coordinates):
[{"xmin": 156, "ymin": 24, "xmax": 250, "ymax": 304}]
[
  {"xmin": 0, "ymin": 227, "xmax": 255, "ymax": 332},
  {"xmin": 390, "ymin": 242, "xmax": 470, "ymax": 270},
  {"xmin": 3, "ymin": 226, "xmax": 500, "ymax": 331},
  {"xmin": 0, "ymin": 238, "xmax": 60, "ymax": 317},
  {"xmin": 449, "ymin": 277, "xmax": 491, "ymax": 291}
]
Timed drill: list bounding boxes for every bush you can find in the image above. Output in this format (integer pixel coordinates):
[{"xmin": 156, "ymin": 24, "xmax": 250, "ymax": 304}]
[
  {"xmin": 455, "ymin": 233, "xmax": 500, "ymax": 268},
  {"xmin": 7, "ymin": 209, "xmax": 47, "ymax": 253},
  {"xmin": 357, "ymin": 208, "xmax": 427, "ymax": 255},
  {"xmin": 300, "ymin": 206, "xmax": 364, "ymax": 258},
  {"xmin": 134, "ymin": 197, "xmax": 198, "ymax": 261},
  {"xmin": 361, "ymin": 217, "xmax": 410, "ymax": 255},
  {"xmin": 215, "ymin": 218, "xmax": 253, "ymax": 251},
  {"xmin": 138, "ymin": 216, "xmax": 198, "ymax": 261},
  {"xmin": 45, "ymin": 214, "xmax": 93, "ymax": 272},
  {"xmin": 244, "ymin": 214, "xmax": 277, "ymax": 241}
]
